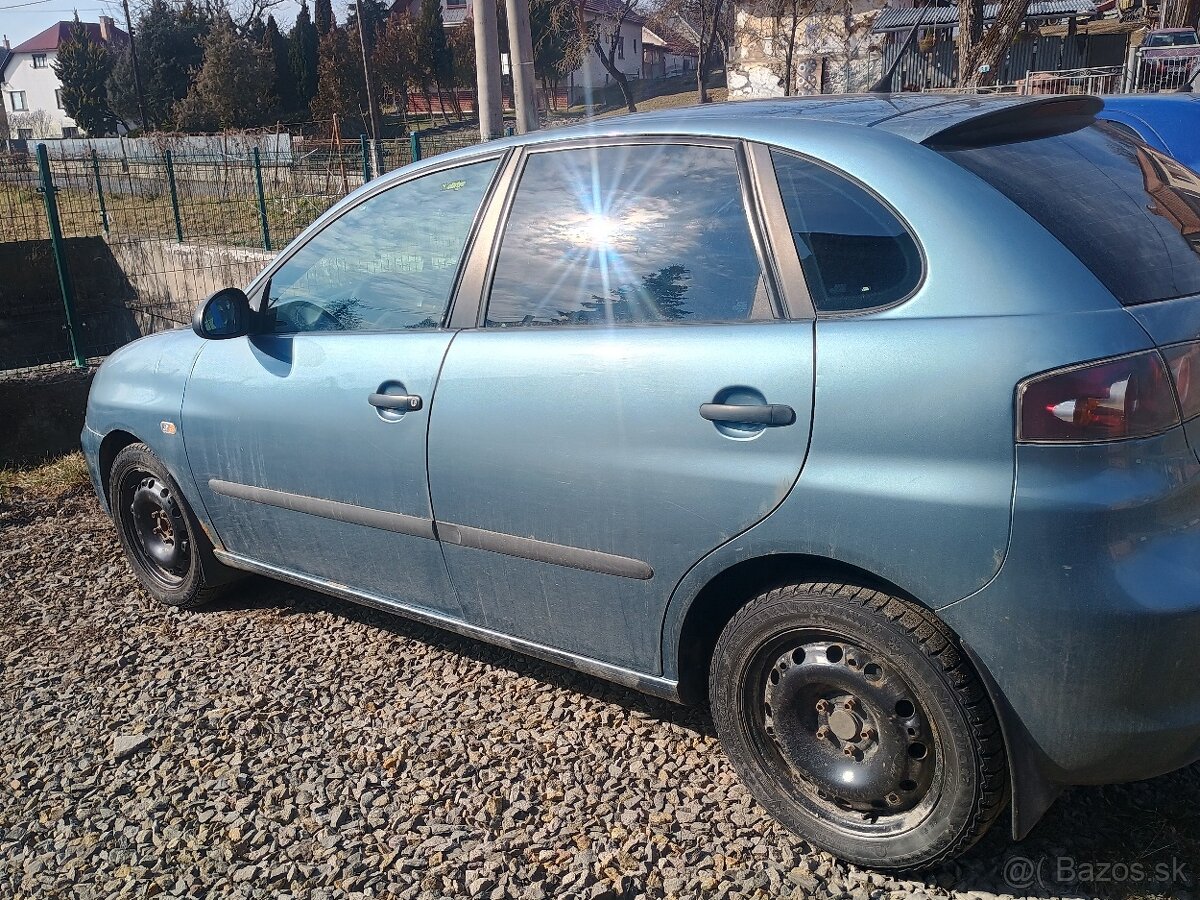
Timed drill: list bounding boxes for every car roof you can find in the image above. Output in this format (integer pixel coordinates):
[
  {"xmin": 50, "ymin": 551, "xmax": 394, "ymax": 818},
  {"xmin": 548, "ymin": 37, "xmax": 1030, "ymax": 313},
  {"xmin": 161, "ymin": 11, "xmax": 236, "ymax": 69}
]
[{"xmin": 504, "ymin": 93, "xmax": 1103, "ymax": 147}]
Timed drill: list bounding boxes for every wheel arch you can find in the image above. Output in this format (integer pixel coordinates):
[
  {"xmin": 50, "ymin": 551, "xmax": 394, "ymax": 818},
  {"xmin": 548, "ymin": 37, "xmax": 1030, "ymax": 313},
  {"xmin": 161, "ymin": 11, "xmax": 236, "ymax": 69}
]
[
  {"xmin": 669, "ymin": 551, "xmax": 1058, "ymax": 842},
  {"xmin": 98, "ymin": 429, "xmax": 142, "ymax": 501}
]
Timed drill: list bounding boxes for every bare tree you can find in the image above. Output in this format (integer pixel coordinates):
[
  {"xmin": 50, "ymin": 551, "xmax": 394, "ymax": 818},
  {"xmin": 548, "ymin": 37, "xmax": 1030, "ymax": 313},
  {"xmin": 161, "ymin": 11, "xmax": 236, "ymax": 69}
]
[
  {"xmin": 9, "ymin": 110, "xmax": 56, "ymax": 139},
  {"xmin": 585, "ymin": 0, "xmax": 641, "ymax": 112},
  {"xmin": 956, "ymin": 0, "xmax": 1031, "ymax": 87},
  {"xmin": 659, "ymin": 0, "xmax": 733, "ymax": 102}
]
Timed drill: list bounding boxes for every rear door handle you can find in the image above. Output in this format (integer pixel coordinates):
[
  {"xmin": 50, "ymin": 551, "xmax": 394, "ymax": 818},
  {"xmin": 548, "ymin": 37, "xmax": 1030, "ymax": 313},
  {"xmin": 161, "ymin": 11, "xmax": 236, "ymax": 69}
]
[
  {"xmin": 700, "ymin": 402, "xmax": 795, "ymax": 427},
  {"xmin": 369, "ymin": 392, "xmax": 423, "ymax": 411}
]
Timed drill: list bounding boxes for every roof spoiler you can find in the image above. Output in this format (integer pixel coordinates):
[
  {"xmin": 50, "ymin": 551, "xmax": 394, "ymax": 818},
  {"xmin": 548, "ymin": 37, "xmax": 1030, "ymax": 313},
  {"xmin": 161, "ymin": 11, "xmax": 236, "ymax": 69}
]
[{"xmin": 922, "ymin": 96, "xmax": 1104, "ymax": 149}]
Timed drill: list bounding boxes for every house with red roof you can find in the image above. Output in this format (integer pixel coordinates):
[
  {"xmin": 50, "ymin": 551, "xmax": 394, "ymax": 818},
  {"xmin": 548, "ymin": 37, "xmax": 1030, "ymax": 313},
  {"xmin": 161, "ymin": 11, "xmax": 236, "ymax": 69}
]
[{"xmin": 1, "ymin": 17, "xmax": 127, "ymax": 139}]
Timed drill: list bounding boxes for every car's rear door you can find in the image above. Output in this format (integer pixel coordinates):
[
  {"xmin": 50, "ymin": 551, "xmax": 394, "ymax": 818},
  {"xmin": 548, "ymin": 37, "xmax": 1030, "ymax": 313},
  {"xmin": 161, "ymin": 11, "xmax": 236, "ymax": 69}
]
[
  {"xmin": 425, "ymin": 138, "xmax": 816, "ymax": 673},
  {"xmin": 181, "ymin": 154, "xmax": 503, "ymax": 616}
]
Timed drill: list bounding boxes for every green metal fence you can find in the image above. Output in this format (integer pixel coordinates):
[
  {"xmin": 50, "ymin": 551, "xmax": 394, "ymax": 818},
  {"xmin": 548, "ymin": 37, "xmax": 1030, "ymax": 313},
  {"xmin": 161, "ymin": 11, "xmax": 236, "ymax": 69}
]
[{"xmin": 0, "ymin": 127, "xmax": 487, "ymax": 372}]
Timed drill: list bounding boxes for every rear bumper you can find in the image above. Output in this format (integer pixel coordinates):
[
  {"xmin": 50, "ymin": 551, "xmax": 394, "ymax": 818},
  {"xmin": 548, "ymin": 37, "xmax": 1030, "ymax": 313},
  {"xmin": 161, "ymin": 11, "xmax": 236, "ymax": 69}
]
[{"xmin": 942, "ymin": 426, "xmax": 1200, "ymax": 785}]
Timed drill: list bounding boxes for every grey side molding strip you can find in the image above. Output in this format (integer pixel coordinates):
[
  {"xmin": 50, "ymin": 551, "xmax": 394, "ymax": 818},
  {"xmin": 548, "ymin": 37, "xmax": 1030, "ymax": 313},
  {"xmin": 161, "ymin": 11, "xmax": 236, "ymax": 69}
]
[
  {"xmin": 208, "ymin": 478, "xmax": 653, "ymax": 580},
  {"xmin": 209, "ymin": 479, "xmax": 437, "ymax": 540},
  {"xmin": 438, "ymin": 521, "xmax": 654, "ymax": 580}
]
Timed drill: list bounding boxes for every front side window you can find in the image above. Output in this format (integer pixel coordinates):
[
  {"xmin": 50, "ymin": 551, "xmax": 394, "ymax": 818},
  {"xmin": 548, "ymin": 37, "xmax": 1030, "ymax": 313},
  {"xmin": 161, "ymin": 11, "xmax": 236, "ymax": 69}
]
[
  {"xmin": 266, "ymin": 158, "xmax": 498, "ymax": 333},
  {"xmin": 32, "ymin": 54, "xmax": 47, "ymax": 68},
  {"xmin": 486, "ymin": 143, "xmax": 771, "ymax": 327},
  {"xmin": 56, "ymin": 89, "xmax": 64, "ymax": 109},
  {"xmin": 771, "ymin": 149, "xmax": 922, "ymax": 313},
  {"xmin": 10, "ymin": 91, "xmax": 26, "ymax": 112}
]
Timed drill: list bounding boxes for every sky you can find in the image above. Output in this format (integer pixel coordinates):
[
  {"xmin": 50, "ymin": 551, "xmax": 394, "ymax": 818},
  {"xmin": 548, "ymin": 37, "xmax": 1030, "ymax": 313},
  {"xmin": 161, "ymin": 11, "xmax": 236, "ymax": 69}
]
[{"xmin": 1, "ymin": 0, "xmax": 307, "ymax": 48}]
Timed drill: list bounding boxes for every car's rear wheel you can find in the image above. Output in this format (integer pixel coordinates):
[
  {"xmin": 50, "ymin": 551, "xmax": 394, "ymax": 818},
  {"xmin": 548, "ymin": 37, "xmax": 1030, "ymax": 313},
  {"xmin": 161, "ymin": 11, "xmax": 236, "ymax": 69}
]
[
  {"xmin": 110, "ymin": 443, "xmax": 230, "ymax": 608},
  {"xmin": 710, "ymin": 582, "xmax": 1008, "ymax": 870}
]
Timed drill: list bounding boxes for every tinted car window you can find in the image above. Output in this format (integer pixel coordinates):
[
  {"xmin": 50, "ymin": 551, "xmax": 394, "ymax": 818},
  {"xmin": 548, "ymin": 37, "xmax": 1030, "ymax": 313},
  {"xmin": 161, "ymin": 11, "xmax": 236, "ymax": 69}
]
[
  {"xmin": 266, "ymin": 158, "xmax": 498, "ymax": 333},
  {"xmin": 940, "ymin": 123, "xmax": 1200, "ymax": 306},
  {"xmin": 770, "ymin": 149, "xmax": 922, "ymax": 313},
  {"xmin": 486, "ymin": 144, "xmax": 771, "ymax": 326}
]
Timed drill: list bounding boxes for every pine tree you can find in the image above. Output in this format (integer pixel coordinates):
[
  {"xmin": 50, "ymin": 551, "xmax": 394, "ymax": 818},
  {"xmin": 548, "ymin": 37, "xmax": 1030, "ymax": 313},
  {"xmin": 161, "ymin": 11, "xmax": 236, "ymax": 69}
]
[
  {"xmin": 53, "ymin": 16, "xmax": 118, "ymax": 135},
  {"xmin": 289, "ymin": 1, "xmax": 320, "ymax": 114}
]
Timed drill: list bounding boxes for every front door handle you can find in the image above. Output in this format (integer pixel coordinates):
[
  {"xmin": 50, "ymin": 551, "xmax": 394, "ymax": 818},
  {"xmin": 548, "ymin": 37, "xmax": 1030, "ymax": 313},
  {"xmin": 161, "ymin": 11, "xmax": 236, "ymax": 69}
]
[
  {"xmin": 700, "ymin": 402, "xmax": 795, "ymax": 427},
  {"xmin": 369, "ymin": 392, "xmax": 423, "ymax": 412}
]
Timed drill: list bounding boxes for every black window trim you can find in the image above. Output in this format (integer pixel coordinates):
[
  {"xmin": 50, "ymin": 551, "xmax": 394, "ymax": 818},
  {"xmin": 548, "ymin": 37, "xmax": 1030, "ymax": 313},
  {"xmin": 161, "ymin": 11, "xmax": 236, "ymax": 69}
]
[
  {"xmin": 460, "ymin": 134, "xmax": 798, "ymax": 331},
  {"xmin": 762, "ymin": 143, "xmax": 928, "ymax": 319},
  {"xmin": 246, "ymin": 149, "xmax": 510, "ymax": 335}
]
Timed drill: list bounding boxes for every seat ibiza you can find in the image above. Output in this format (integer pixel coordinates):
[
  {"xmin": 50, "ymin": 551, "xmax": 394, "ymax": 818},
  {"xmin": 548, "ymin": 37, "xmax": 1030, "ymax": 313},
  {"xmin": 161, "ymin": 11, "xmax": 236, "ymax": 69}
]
[{"xmin": 82, "ymin": 94, "xmax": 1200, "ymax": 869}]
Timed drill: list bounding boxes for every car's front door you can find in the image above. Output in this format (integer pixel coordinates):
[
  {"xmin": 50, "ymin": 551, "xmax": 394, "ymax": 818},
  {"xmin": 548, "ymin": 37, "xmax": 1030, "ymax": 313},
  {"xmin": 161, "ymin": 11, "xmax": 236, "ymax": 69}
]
[
  {"xmin": 426, "ymin": 140, "xmax": 816, "ymax": 673},
  {"xmin": 182, "ymin": 155, "xmax": 502, "ymax": 616}
]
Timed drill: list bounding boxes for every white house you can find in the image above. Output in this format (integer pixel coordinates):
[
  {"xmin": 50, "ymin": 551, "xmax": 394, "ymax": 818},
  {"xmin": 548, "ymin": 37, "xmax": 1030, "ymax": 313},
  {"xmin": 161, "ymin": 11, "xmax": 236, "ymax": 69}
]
[
  {"xmin": 571, "ymin": 0, "xmax": 645, "ymax": 96},
  {"xmin": 1, "ymin": 17, "xmax": 127, "ymax": 139}
]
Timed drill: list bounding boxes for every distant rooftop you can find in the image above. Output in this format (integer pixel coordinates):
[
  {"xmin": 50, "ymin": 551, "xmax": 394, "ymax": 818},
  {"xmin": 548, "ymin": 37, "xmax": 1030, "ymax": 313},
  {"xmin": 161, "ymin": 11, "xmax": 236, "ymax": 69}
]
[
  {"xmin": 873, "ymin": 0, "xmax": 1097, "ymax": 32},
  {"xmin": 10, "ymin": 18, "xmax": 128, "ymax": 54}
]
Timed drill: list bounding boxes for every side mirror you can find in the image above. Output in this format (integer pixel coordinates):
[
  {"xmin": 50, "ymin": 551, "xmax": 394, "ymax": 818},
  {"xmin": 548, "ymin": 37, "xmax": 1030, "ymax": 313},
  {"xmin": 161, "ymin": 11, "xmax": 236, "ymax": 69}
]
[{"xmin": 193, "ymin": 287, "xmax": 252, "ymax": 340}]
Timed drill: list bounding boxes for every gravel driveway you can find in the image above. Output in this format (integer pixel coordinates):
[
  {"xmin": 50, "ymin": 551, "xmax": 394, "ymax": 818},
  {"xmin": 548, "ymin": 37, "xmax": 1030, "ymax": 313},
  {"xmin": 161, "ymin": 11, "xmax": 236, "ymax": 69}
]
[{"xmin": 2, "ymin": 472, "xmax": 1199, "ymax": 900}]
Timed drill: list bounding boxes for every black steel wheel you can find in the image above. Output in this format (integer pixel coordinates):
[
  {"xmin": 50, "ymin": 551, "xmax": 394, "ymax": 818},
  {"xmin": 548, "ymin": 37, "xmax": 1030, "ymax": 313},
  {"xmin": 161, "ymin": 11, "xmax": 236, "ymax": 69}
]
[
  {"xmin": 109, "ymin": 443, "xmax": 232, "ymax": 608},
  {"xmin": 710, "ymin": 582, "xmax": 1008, "ymax": 870}
]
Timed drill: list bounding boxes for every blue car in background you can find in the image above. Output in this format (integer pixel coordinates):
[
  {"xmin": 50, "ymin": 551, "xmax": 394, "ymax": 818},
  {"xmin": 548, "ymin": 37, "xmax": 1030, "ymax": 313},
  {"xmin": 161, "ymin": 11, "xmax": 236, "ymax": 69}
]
[
  {"xmin": 1099, "ymin": 93, "xmax": 1200, "ymax": 170},
  {"xmin": 82, "ymin": 94, "xmax": 1200, "ymax": 870}
]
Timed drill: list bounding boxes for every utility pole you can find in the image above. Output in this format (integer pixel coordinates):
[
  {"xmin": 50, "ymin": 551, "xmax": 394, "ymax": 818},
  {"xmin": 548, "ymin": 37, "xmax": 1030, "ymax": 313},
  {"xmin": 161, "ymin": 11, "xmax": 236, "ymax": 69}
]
[
  {"xmin": 354, "ymin": 0, "xmax": 384, "ymax": 154},
  {"xmin": 472, "ymin": 0, "xmax": 504, "ymax": 139},
  {"xmin": 504, "ymin": 0, "xmax": 539, "ymax": 132},
  {"xmin": 121, "ymin": 0, "xmax": 149, "ymax": 130}
]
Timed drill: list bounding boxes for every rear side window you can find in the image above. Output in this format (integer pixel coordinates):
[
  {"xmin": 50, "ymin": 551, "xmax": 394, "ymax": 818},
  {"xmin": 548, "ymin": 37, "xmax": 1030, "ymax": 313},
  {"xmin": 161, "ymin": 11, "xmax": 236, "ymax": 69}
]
[
  {"xmin": 770, "ymin": 149, "xmax": 922, "ymax": 313},
  {"xmin": 486, "ymin": 143, "xmax": 772, "ymax": 326},
  {"xmin": 939, "ymin": 122, "xmax": 1200, "ymax": 306}
]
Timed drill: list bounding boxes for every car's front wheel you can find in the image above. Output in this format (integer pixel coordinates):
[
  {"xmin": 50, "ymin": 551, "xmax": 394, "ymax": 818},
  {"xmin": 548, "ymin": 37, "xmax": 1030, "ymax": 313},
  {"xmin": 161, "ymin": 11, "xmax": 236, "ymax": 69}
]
[
  {"xmin": 110, "ymin": 443, "xmax": 231, "ymax": 608},
  {"xmin": 710, "ymin": 582, "xmax": 1008, "ymax": 870}
]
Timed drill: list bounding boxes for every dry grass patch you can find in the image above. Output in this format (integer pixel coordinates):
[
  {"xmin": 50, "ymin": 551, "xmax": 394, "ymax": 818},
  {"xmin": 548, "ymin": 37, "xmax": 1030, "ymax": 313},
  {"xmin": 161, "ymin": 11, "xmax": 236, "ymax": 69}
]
[{"xmin": 0, "ymin": 452, "xmax": 91, "ymax": 503}]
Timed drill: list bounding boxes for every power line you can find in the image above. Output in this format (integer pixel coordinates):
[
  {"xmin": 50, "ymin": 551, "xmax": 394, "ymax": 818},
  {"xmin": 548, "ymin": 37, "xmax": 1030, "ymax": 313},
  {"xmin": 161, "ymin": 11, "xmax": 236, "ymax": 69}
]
[{"xmin": 0, "ymin": 0, "xmax": 63, "ymax": 10}]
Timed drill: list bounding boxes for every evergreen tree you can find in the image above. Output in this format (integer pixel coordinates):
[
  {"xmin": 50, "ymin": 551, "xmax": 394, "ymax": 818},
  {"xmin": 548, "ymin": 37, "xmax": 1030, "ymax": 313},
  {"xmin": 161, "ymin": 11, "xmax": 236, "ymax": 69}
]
[
  {"xmin": 289, "ymin": 0, "xmax": 320, "ymax": 114},
  {"xmin": 263, "ymin": 14, "xmax": 296, "ymax": 115},
  {"xmin": 373, "ymin": 9, "xmax": 415, "ymax": 117},
  {"xmin": 311, "ymin": 25, "xmax": 366, "ymax": 133},
  {"xmin": 345, "ymin": 0, "xmax": 388, "ymax": 47},
  {"xmin": 315, "ymin": 0, "xmax": 335, "ymax": 37},
  {"xmin": 530, "ymin": 0, "xmax": 583, "ymax": 103},
  {"xmin": 413, "ymin": 0, "xmax": 454, "ymax": 123},
  {"xmin": 108, "ymin": 0, "xmax": 209, "ymax": 128},
  {"xmin": 175, "ymin": 20, "xmax": 279, "ymax": 130},
  {"xmin": 53, "ymin": 16, "xmax": 119, "ymax": 135}
]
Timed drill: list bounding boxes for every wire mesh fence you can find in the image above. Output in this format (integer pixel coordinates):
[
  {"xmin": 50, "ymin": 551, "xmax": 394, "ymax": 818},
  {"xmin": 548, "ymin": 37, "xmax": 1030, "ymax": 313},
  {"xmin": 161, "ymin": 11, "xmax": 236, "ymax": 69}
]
[{"xmin": 0, "ymin": 125, "xmax": 491, "ymax": 372}]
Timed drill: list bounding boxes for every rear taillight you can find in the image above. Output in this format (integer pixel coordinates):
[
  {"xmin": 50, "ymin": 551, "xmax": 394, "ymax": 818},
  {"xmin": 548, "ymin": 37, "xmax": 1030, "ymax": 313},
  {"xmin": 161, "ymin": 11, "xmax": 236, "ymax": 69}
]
[
  {"xmin": 1017, "ymin": 350, "xmax": 1181, "ymax": 443},
  {"xmin": 1163, "ymin": 342, "xmax": 1200, "ymax": 422}
]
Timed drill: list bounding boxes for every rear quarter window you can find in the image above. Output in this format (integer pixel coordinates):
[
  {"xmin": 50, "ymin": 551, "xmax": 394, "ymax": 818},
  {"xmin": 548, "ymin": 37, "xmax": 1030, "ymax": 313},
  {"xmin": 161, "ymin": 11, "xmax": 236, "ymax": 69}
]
[
  {"xmin": 938, "ymin": 122, "xmax": 1200, "ymax": 306},
  {"xmin": 770, "ymin": 149, "xmax": 923, "ymax": 313}
]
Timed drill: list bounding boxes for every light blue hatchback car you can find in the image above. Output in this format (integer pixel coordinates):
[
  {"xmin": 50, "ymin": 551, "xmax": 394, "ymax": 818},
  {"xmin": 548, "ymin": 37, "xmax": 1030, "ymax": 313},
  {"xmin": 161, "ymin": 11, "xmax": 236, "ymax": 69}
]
[{"xmin": 82, "ymin": 94, "xmax": 1200, "ymax": 869}]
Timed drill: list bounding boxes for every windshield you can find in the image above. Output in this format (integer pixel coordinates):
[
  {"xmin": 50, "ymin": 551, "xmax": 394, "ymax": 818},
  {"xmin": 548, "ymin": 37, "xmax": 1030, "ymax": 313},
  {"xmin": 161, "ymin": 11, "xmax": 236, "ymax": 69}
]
[
  {"xmin": 939, "ymin": 122, "xmax": 1200, "ymax": 306},
  {"xmin": 1144, "ymin": 31, "xmax": 1199, "ymax": 47}
]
